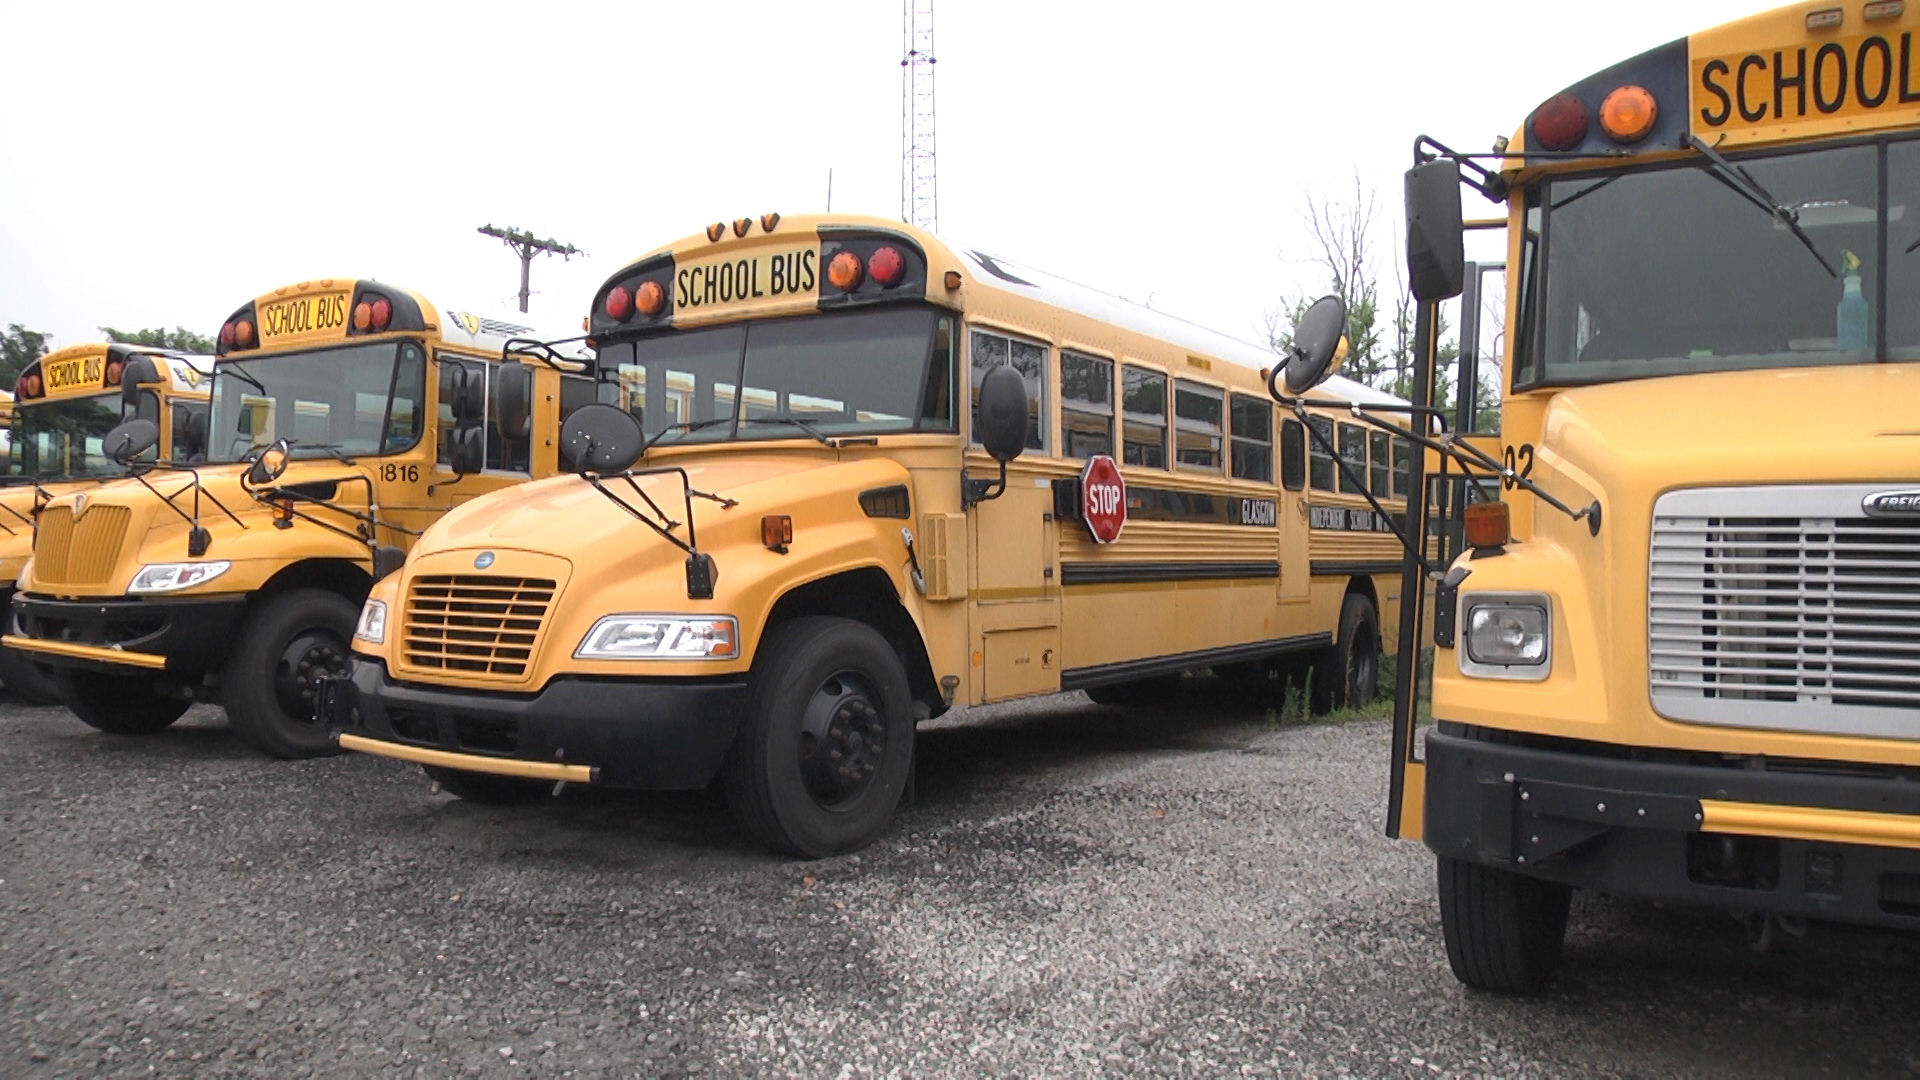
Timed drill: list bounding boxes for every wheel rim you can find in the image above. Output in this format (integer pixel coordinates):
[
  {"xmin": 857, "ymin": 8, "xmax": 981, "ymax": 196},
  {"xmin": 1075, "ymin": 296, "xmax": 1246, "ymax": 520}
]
[
  {"xmin": 795, "ymin": 669, "xmax": 889, "ymax": 812},
  {"xmin": 273, "ymin": 627, "xmax": 351, "ymax": 725}
]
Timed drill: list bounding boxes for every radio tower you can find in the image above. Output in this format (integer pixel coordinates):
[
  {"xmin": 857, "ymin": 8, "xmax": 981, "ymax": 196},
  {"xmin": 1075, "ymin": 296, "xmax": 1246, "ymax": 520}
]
[{"xmin": 901, "ymin": 0, "xmax": 938, "ymax": 231}]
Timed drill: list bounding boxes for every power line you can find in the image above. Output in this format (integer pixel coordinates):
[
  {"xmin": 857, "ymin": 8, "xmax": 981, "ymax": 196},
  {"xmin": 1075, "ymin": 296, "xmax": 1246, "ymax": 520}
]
[{"xmin": 476, "ymin": 224, "xmax": 584, "ymax": 313}]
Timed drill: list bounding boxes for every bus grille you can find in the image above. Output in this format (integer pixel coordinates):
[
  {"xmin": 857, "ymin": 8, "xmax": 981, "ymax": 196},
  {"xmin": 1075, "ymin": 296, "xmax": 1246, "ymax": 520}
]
[
  {"xmin": 1649, "ymin": 485, "xmax": 1920, "ymax": 740},
  {"xmin": 402, "ymin": 575, "xmax": 555, "ymax": 679},
  {"xmin": 35, "ymin": 505, "xmax": 131, "ymax": 586}
]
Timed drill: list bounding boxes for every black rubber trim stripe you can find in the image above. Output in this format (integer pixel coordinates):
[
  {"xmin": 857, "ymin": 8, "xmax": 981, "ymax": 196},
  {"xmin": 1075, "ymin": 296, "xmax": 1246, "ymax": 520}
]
[
  {"xmin": 1060, "ymin": 561, "xmax": 1279, "ymax": 586},
  {"xmin": 1312, "ymin": 560, "xmax": 1403, "ymax": 578},
  {"xmin": 1061, "ymin": 633, "xmax": 1331, "ymax": 691}
]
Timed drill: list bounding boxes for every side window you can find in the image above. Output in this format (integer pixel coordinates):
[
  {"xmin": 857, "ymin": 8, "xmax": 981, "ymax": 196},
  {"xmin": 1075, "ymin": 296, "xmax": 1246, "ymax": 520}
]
[
  {"xmin": 918, "ymin": 316, "xmax": 956, "ymax": 431},
  {"xmin": 1307, "ymin": 414, "xmax": 1335, "ymax": 491},
  {"xmin": 560, "ymin": 374, "xmax": 596, "ymax": 421},
  {"xmin": 970, "ymin": 328, "xmax": 1047, "ymax": 452},
  {"xmin": 1337, "ymin": 423, "xmax": 1367, "ymax": 495},
  {"xmin": 1369, "ymin": 430, "xmax": 1391, "ymax": 496},
  {"xmin": 437, "ymin": 357, "xmax": 485, "ymax": 467},
  {"xmin": 386, "ymin": 344, "xmax": 425, "ymax": 452},
  {"xmin": 1230, "ymin": 394, "xmax": 1272, "ymax": 483},
  {"xmin": 1121, "ymin": 365, "xmax": 1167, "ymax": 469},
  {"xmin": 1173, "ymin": 381, "xmax": 1224, "ymax": 472},
  {"xmin": 1280, "ymin": 418, "xmax": 1305, "ymax": 491},
  {"xmin": 1391, "ymin": 436, "xmax": 1411, "ymax": 500},
  {"xmin": 1060, "ymin": 351, "xmax": 1114, "ymax": 459},
  {"xmin": 487, "ymin": 364, "xmax": 530, "ymax": 474}
]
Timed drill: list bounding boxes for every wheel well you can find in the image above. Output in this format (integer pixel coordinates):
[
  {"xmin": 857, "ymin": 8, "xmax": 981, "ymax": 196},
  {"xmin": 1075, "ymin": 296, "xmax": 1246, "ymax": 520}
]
[
  {"xmin": 1341, "ymin": 576, "xmax": 1380, "ymax": 644},
  {"xmin": 762, "ymin": 567, "xmax": 944, "ymax": 718},
  {"xmin": 257, "ymin": 559, "xmax": 374, "ymax": 606}
]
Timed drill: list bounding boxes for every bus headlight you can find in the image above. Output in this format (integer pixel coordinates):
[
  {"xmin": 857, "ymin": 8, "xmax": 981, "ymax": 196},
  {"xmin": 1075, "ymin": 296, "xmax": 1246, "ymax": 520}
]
[
  {"xmin": 575, "ymin": 615, "xmax": 739, "ymax": 660},
  {"xmin": 1461, "ymin": 595, "xmax": 1551, "ymax": 680},
  {"xmin": 354, "ymin": 599, "xmax": 388, "ymax": 645},
  {"xmin": 128, "ymin": 561, "xmax": 232, "ymax": 594}
]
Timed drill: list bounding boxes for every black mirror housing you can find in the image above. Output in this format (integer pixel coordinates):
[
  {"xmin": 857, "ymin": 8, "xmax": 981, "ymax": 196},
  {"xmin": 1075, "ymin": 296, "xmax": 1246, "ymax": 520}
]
[
  {"xmin": 976, "ymin": 365, "xmax": 1029, "ymax": 464},
  {"xmin": 450, "ymin": 426, "xmax": 485, "ymax": 476},
  {"xmin": 1406, "ymin": 159, "xmax": 1466, "ymax": 303},
  {"xmin": 439, "ymin": 363, "xmax": 486, "ymax": 427},
  {"xmin": 119, "ymin": 356, "xmax": 161, "ymax": 415},
  {"xmin": 1282, "ymin": 295, "xmax": 1349, "ymax": 395},
  {"xmin": 495, "ymin": 363, "xmax": 533, "ymax": 441},
  {"xmin": 104, "ymin": 418, "xmax": 160, "ymax": 465},
  {"xmin": 561, "ymin": 403, "xmax": 645, "ymax": 473}
]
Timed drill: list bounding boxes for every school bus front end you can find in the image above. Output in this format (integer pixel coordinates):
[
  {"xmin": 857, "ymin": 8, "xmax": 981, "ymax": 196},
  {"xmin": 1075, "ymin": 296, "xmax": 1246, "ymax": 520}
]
[{"xmin": 1393, "ymin": 3, "xmax": 1920, "ymax": 993}]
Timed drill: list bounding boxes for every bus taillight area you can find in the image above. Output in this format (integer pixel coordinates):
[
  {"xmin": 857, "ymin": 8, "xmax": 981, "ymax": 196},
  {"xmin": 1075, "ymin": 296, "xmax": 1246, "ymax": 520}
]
[{"xmin": 1422, "ymin": 724, "xmax": 1920, "ymax": 930}]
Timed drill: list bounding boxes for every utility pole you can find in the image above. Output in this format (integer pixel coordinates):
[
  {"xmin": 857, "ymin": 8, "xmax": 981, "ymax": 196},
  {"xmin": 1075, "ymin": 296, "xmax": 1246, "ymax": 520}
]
[
  {"xmin": 476, "ymin": 224, "xmax": 583, "ymax": 313},
  {"xmin": 900, "ymin": 0, "xmax": 937, "ymax": 231}
]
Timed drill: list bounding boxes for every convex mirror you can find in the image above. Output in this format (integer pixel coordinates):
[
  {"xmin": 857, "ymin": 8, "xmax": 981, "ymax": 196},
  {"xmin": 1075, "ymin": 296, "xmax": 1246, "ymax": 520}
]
[
  {"xmin": 561, "ymin": 403, "xmax": 645, "ymax": 473},
  {"xmin": 976, "ymin": 365, "xmax": 1029, "ymax": 464},
  {"xmin": 1281, "ymin": 295, "xmax": 1350, "ymax": 394},
  {"xmin": 105, "ymin": 418, "xmax": 160, "ymax": 465}
]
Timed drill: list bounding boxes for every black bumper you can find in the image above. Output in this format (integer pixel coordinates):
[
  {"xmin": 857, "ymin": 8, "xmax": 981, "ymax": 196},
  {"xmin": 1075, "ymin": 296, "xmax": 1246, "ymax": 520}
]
[
  {"xmin": 1425, "ymin": 728, "xmax": 1920, "ymax": 929},
  {"xmin": 12, "ymin": 592, "xmax": 250, "ymax": 675},
  {"xmin": 327, "ymin": 659, "xmax": 751, "ymax": 790}
]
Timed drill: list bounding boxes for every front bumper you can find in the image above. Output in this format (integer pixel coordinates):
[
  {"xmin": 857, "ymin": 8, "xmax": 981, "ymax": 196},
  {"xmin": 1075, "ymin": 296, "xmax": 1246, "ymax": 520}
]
[
  {"xmin": 1425, "ymin": 728, "xmax": 1920, "ymax": 929},
  {"xmin": 8, "ymin": 592, "xmax": 249, "ymax": 675},
  {"xmin": 324, "ymin": 659, "xmax": 750, "ymax": 790}
]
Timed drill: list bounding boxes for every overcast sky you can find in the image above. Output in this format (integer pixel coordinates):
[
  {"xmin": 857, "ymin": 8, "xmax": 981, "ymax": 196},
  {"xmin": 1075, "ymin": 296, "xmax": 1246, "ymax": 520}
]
[{"xmin": 2, "ymin": 0, "xmax": 1757, "ymax": 355}]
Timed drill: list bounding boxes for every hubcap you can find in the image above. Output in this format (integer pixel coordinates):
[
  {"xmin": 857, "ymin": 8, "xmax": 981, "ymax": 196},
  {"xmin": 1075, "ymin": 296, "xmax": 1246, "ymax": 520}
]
[
  {"xmin": 274, "ymin": 629, "xmax": 351, "ymax": 725},
  {"xmin": 795, "ymin": 672, "xmax": 888, "ymax": 811}
]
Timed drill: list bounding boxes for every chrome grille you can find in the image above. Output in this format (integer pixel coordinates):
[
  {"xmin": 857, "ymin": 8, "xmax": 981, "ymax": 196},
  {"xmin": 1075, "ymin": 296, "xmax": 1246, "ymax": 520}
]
[
  {"xmin": 34, "ymin": 505, "xmax": 131, "ymax": 586},
  {"xmin": 402, "ymin": 575, "xmax": 555, "ymax": 679},
  {"xmin": 1650, "ymin": 484, "xmax": 1920, "ymax": 740}
]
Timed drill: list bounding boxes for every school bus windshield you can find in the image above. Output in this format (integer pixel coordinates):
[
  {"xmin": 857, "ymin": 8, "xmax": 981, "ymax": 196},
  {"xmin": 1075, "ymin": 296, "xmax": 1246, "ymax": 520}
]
[
  {"xmin": 9, "ymin": 394, "xmax": 130, "ymax": 480},
  {"xmin": 1522, "ymin": 139, "xmax": 1920, "ymax": 387},
  {"xmin": 601, "ymin": 307, "xmax": 956, "ymax": 447},
  {"xmin": 208, "ymin": 340, "xmax": 426, "ymax": 463}
]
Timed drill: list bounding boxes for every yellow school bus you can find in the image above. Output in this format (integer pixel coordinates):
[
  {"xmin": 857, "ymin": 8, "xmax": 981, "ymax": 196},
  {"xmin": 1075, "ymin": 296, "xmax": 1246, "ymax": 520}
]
[
  {"xmin": 4, "ymin": 281, "xmax": 592, "ymax": 756},
  {"xmin": 326, "ymin": 212, "xmax": 1408, "ymax": 857},
  {"xmin": 0, "ymin": 343, "xmax": 212, "ymax": 703},
  {"xmin": 1363, "ymin": 1, "xmax": 1920, "ymax": 993}
]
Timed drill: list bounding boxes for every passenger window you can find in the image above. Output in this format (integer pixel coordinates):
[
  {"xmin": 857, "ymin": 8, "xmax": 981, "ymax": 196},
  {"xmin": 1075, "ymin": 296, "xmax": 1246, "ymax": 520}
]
[
  {"xmin": 918, "ymin": 316, "xmax": 956, "ymax": 431},
  {"xmin": 1230, "ymin": 394, "xmax": 1272, "ymax": 483},
  {"xmin": 1060, "ymin": 351, "xmax": 1114, "ymax": 459},
  {"xmin": 1307, "ymin": 415, "xmax": 1335, "ymax": 491},
  {"xmin": 559, "ymin": 374, "xmax": 596, "ymax": 422},
  {"xmin": 1121, "ymin": 365, "xmax": 1167, "ymax": 469},
  {"xmin": 970, "ymin": 328, "xmax": 1047, "ymax": 452},
  {"xmin": 1337, "ymin": 423, "xmax": 1367, "ymax": 495},
  {"xmin": 1370, "ymin": 430, "xmax": 1391, "ymax": 496},
  {"xmin": 1280, "ymin": 418, "xmax": 1305, "ymax": 491},
  {"xmin": 1174, "ymin": 381, "xmax": 1224, "ymax": 472},
  {"xmin": 1391, "ymin": 436, "xmax": 1411, "ymax": 499},
  {"xmin": 437, "ymin": 357, "xmax": 485, "ymax": 467}
]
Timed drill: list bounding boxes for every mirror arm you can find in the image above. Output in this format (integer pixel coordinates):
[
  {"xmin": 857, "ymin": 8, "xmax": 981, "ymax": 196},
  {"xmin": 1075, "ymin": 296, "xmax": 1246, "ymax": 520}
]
[
  {"xmin": 1290, "ymin": 403, "xmax": 1435, "ymax": 576},
  {"xmin": 960, "ymin": 460, "xmax": 1008, "ymax": 510}
]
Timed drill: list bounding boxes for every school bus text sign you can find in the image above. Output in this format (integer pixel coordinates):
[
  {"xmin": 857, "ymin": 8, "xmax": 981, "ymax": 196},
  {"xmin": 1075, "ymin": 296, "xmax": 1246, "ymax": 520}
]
[{"xmin": 1693, "ymin": 29, "xmax": 1920, "ymax": 142}]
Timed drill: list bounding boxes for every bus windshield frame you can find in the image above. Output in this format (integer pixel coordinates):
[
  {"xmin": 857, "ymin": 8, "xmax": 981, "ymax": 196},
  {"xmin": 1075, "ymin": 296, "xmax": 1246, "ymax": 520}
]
[
  {"xmin": 1514, "ymin": 132, "xmax": 1920, "ymax": 390},
  {"xmin": 8, "ymin": 392, "xmax": 134, "ymax": 481},
  {"xmin": 206, "ymin": 340, "xmax": 428, "ymax": 464},
  {"xmin": 594, "ymin": 306, "xmax": 957, "ymax": 449}
]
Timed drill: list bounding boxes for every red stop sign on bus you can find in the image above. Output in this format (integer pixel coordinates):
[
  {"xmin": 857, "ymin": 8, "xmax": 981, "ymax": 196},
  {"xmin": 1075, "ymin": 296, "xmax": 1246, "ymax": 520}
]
[{"xmin": 1080, "ymin": 454, "xmax": 1126, "ymax": 544}]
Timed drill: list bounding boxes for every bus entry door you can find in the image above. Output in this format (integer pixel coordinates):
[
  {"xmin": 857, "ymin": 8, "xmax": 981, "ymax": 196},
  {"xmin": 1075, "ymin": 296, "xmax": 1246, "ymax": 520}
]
[{"xmin": 968, "ymin": 475, "xmax": 1060, "ymax": 702}]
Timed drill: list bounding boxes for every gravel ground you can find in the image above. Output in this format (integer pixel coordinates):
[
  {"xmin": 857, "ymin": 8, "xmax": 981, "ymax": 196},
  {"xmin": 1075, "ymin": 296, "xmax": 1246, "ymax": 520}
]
[{"xmin": 3, "ymin": 686, "xmax": 1919, "ymax": 1077}]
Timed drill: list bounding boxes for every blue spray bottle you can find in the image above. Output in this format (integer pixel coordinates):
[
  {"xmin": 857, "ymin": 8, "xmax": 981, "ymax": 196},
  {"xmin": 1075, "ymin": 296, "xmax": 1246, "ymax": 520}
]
[{"xmin": 1837, "ymin": 248, "xmax": 1868, "ymax": 353}]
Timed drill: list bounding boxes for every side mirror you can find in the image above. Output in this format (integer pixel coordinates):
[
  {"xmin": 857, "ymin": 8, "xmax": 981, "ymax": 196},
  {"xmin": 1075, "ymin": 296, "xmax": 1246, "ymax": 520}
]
[
  {"xmin": 439, "ymin": 363, "xmax": 485, "ymax": 427},
  {"xmin": 975, "ymin": 365, "xmax": 1029, "ymax": 464},
  {"xmin": 178, "ymin": 408, "xmax": 209, "ymax": 460},
  {"xmin": 247, "ymin": 439, "xmax": 291, "ymax": 486},
  {"xmin": 104, "ymin": 418, "xmax": 160, "ymax": 465},
  {"xmin": 119, "ymin": 356, "xmax": 161, "ymax": 415},
  {"xmin": 560, "ymin": 402, "xmax": 645, "ymax": 473},
  {"xmin": 449, "ymin": 426, "xmax": 485, "ymax": 476},
  {"xmin": 1406, "ymin": 159, "xmax": 1466, "ymax": 303},
  {"xmin": 495, "ymin": 363, "xmax": 533, "ymax": 441},
  {"xmin": 1281, "ymin": 295, "xmax": 1350, "ymax": 395}
]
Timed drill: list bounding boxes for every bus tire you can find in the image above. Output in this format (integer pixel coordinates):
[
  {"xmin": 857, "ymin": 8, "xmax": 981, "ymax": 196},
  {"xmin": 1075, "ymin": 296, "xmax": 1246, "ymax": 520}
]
[
  {"xmin": 423, "ymin": 765, "xmax": 550, "ymax": 804},
  {"xmin": 1084, "ymin": 673, "xmax": 1183, "ymax": 707},
  {"xmin": 52, "ymin": 668, "xmax": 190, "ymax": 735},
  {"xmin": 722, "ymin": 616, "xmax": 914, "ymax": 859},
  {"xmin": 0, "ymin": 645, "xmax": 63, "ymax": 706},
  {"xmin": 1437, "ymin": 854, "xmax": 1572, "ymax": 995},
  {"xmin": 222, "ymin": 588, "xmax": 356, "ymax": 760},
  {"xmin": 1311, "ymin": 592, "xmax": 1380, "ymax": 714}
]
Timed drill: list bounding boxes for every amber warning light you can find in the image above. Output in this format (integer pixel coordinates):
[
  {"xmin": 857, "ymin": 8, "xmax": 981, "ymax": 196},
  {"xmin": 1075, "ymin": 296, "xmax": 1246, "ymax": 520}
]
[{"xmin": 1464, "ymin": 501, "xmax": 1512, "ymax": 550}]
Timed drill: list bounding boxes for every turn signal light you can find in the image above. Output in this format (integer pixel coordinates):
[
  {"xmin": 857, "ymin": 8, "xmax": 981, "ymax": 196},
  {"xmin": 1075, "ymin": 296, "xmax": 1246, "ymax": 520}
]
[
  {"xmin": 761, "ymin": 514, "xmax": 793, "ymax": 551},
  {"xmin": 604, "ymin": 285, "xmax": 633, "ymax": 321},
  {"xmin": 827, "ymin": 250, "xmax": 865, "ymax": 291},
  {"xmin": 1599, "ymin": 85, "xmax": 1657, "ymax": 143},
  {"xmin": 1530, "ymin": 93, "xmax": 1589, "ymax": 151},
  {"xmin": 635, "ymin": 279, "xmax": 667, "ymax": 317},
  {"xmin": 1464, "ymin": 501, "xmax": 1512, "ymax": 550},
  {"xmin": 15, "ymin": 372, "xmax": 41, "ymax": 399},
  {"xmin": 105, "ymin": 359, "xmax": 124, "ymax": 386},
  {"xmin": 353, "ymin": 301, "xmax": 373, "ymax": 331},
  {"xmin": 870, "ymin": 246, "xmax": 906, "ymax": 287}
]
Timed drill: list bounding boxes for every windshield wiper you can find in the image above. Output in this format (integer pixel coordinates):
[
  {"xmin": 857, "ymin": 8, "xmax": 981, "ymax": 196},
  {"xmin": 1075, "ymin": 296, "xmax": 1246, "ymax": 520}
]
[
  {"xmin": 1684, "ymin": 133, "xmax": 1837, "ymax": 278},
  {"xmin": 640, "ymin": 417, "xmax": 735, "ymax": 455},
  {"xmin": 738, "ymin": 415, "xmax": 842, "ymax": 448},
  {"xmin": 218, "ymin": 359, "xmax": 268, "ymax": 395},
  {"xmin": 286, "ymin": 441, "xmax": 358, "ymax": 464}
]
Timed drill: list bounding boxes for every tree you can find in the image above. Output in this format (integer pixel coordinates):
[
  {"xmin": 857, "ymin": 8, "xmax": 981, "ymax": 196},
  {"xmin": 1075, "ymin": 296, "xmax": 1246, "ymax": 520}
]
[
  {"xmin": 1265, "ymin": 176, "xmax": 1388, "ymax": 388},
  {"xmin": 1, "ymin": 324, "xmax": 50, "ymax": 387},
  {"xmin": 100, "ymin": 326, "xmax": 217, "ymax": 355}
]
